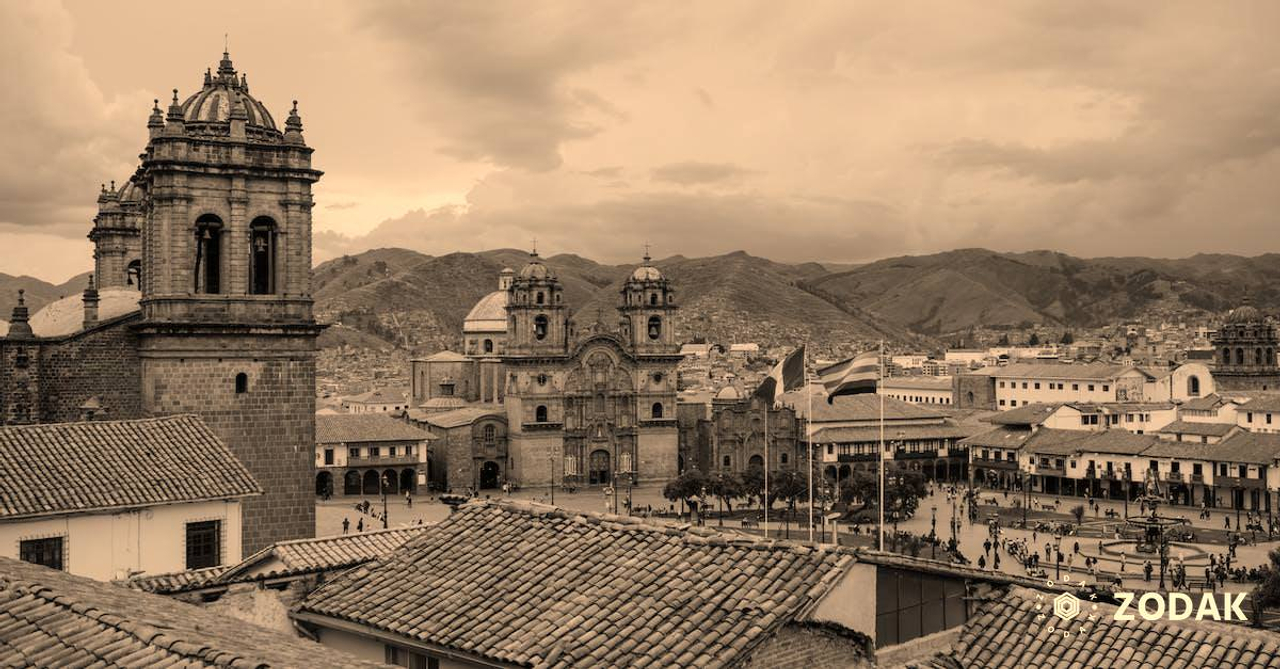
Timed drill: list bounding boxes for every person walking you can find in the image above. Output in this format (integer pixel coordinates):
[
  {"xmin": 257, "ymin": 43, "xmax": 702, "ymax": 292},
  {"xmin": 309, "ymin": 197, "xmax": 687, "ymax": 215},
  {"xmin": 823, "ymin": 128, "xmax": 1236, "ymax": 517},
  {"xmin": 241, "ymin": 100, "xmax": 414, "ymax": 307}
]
[
  {"xmin": 342, "ymin": 517, "xmax": 350, "ymax": 534},
  {"xmin": 1143, "ymin": 561, "xmax": 1152, "ymax": 582},
  {"xmin": 357, "ymin": 518, "xmax": 364, "ymax": 533},
  {"xmin": 1120, "ymin": 551, "xmax": 1127, "ymax": 574}
]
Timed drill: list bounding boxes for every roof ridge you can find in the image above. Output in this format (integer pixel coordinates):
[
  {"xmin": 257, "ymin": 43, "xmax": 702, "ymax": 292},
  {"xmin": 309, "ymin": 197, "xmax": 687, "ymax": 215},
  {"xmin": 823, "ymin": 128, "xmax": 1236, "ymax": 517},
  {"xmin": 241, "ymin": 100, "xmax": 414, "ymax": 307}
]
[{"xmin": 0, "ymin": 413, "xmax": 200, "ymax": 431}]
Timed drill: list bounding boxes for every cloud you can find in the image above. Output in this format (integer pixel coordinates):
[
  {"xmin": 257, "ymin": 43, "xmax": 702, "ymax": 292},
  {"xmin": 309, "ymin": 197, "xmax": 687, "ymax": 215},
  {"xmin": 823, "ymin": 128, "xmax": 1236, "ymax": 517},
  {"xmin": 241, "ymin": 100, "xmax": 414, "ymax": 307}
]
[
  {"xmin": 650, "ymin": 162, "xmax": 754, "ymax": 186},
  {"xmin": 324, "ymin": 202, "xmax": 359, "ymax": 210}
]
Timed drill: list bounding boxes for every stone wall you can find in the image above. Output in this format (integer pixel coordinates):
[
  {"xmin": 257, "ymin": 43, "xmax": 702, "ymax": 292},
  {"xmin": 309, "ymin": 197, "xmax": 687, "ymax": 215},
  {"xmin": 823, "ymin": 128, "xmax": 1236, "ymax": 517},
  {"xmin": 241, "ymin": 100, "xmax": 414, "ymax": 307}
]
[{"xmin": 35, "ymin": 316, "xmax": 144, "ymax": 423}]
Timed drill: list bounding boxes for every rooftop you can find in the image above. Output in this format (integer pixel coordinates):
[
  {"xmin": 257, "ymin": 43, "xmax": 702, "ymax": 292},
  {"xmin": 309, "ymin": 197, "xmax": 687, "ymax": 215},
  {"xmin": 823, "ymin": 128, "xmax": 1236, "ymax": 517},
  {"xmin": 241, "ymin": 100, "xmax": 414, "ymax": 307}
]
[
  {"xmin": 812, "ymin": 424, "xmax": 977, "ymax": 444},
  {"xmin": 879, "ymin": 377, "xmax": 953, "ymax": 390},
  {"xmin": 315, "ymin": 413, "xmax": 434, "ymax": 444},
  {"xmin": 1155, "ymin": 420, "xmax": 1237, "ymax": 437},
  {"xmin": 782, "ymin": 385, "xmax": 948, "ymax": 423},
  {"xmin": 297, "ymin": 500, "xmax": 856, "ymax": 668},
  {"xmin": 986, "ymin": 362, "xmax": 1141, "ymax": 381},
  {"xmin": 0, "ymin": 415, "xmax": 261, "ymax": 520},
  {"xmin": 0, "ymin": 556, "xmax": 384, "ymax": 668},
  {"xmin": 985, "ymin": 403, "xmax": 1061, "ymax": 426},
  {"xmin": 959, "ymin": 425, "xmax": 1036, "ymax": 450},
  {"xmin": 26, "ymin": 288, "xmax": 141, "ymax": 338},
  {"xmin": 409, "ymin": 405, "xmax": 505, "ymax": 429}
]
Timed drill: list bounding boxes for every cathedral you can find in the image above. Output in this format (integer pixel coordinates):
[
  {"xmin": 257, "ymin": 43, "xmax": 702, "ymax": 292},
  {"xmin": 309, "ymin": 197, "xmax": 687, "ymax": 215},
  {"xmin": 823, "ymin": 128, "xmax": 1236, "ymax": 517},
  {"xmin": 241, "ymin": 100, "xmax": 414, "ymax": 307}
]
[
  {"xmin": 0, "ymin": 51, "xmax": 321, "ymax": 554},
  {"xmin": 1211, "ymin": 299, "xmax": 1280, "ymax": 391},
  {"xmin": 410, "ymin": 252, "xmax": 681, "ymax": 489}
]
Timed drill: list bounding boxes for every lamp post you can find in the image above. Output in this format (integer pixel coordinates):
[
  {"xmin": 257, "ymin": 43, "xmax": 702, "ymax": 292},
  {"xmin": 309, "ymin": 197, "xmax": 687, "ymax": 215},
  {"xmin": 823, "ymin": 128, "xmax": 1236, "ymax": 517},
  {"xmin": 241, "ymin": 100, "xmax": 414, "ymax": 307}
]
[
  {"xmin": 380, "ymin": 472, "xmax": 390, "ymax": 529},
  {"xmin": 1158, "ymin": 533, "xmax": 1169, "ymax": 591},
  {"xmin": 549, "ymin": 451, "xmax": 556, "ymax": 506},
  {"xmin": 1053, "ymin": 533, "xmax": 1062, "ymax": 580},
  {"xmin": 1022, "ymin": 470, "xmax": 1029, "ymax": 527},
  {"xmin": 931, "ymin": 505, "xmax": 937, "ymax": 559}
]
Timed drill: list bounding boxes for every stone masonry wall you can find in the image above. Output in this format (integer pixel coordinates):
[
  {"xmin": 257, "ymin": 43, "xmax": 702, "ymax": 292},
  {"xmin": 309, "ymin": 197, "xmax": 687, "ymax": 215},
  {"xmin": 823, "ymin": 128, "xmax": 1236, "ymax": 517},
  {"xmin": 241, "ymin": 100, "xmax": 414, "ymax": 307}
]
[
  {"xmin": 35, "ymin": 317, "xmax": 144, "ymax": 423},
  {"xmin": 742, "ymin": 623, "xmax": 873, "ymax": 669},
  {"xmin": 141, "ymin": 339, "xmax": 316, "ymax": 554}
]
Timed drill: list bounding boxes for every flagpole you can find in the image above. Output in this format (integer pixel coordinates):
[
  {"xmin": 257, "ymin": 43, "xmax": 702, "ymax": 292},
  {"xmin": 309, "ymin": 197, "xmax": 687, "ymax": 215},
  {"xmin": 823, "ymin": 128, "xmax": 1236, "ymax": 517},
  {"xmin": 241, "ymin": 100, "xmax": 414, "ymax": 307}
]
[
  {"xmin": 806, "ymin": 345, "xmax": 814, "ymax": 543},
  {"xmin": 763, "ymin": 395, "xmax": 769, "ymax": 538},
  {"xmin": 878, "ymin": 340, "xmax": 886, "ymax": 551}
]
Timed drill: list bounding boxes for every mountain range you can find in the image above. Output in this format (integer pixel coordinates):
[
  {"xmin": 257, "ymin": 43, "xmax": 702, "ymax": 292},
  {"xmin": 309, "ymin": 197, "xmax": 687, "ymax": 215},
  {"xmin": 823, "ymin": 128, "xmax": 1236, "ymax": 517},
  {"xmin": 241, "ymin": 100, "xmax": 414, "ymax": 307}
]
[{"xmin": 4, "ymin": 247, "xmax": 1271, "ymax": 352}]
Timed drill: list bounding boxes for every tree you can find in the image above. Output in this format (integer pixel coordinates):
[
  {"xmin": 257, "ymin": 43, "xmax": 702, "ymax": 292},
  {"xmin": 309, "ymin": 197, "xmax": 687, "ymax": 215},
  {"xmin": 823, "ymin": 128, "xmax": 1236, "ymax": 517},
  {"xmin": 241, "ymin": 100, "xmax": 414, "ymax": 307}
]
[
  {"xmin": 662, "ymin": 469, "xmax": 708, "ymax": 514},
  {"xmin": 1060, "ymin": 330, "xmax": 1075, "ymax": 345},
  {"xmin": 1250, "ymin": 548, "xmax": 1280, "ymax": 627},
  {"xmin": 705, "ymin": 473, "xmax": 744, "ymax": 515},
  {"xmin": 1070, "ymin": 504, "xmax": 1086, "ymax": 526},
  {"xmin": 838, "ymin": 469, "xmax": 927, "ymax": 518},
  {"xmin": 741, "ymin": 466, "xmax": 767, "ymax": 509},
  {"xmin": 1028, "ymin": 333, "xmax": 1041, "ymax": 346},
  {"xmin": 769, "ymin": 469, "xmax": 808, "ymax": 537}
]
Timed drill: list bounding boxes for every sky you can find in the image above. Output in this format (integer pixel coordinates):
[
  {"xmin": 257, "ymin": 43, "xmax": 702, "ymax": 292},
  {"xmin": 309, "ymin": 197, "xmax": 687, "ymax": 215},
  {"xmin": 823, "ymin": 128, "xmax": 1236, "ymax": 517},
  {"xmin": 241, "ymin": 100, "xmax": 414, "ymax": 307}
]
[{"xmin": 2, "ymin": 1, "xmax": 1279, "ymax": 283}]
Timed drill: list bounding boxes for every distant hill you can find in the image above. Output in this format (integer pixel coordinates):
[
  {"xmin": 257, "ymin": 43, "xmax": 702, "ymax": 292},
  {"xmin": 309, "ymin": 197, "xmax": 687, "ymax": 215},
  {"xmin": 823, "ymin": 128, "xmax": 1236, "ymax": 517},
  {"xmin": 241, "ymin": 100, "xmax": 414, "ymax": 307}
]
[{"xmin": 4, "ymin": 246, "xmax": 1274, "ymax": 351}]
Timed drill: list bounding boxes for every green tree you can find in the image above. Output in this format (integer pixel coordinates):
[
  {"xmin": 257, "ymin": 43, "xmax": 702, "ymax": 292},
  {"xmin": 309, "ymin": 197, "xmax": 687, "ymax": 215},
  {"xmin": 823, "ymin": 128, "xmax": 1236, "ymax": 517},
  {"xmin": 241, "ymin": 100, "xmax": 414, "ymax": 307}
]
[
  {"xmin": 662, "ymin": 469, "xmax": 708, "ymax": 514},
  {"xmin": 705, "ymin": 472, "xmax": 744, "ymax": 516}
]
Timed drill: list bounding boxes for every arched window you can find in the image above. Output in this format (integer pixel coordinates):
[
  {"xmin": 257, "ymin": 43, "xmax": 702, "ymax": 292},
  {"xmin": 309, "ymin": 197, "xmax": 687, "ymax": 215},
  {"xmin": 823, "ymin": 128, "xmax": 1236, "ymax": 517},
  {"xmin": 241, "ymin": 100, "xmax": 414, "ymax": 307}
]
[
  {"xmin": 194, "ymin": 214, "xmax": 223, "ymax": 294},
  {"xmin": 534, "ymin": 315, "xmax": 548, "ymax": 340},
  {"xmin": 647, "ymin": 316, "xmax": 661, "ymax": 340},
  {"xmin": 1258, "ymin": 348, "xmax": 1265, "ymax": 366},
  {"xmin": 536, "ymin": 292, "xmax": 545, "ymax": 305},
  {"xmin": 649, "ymin": 293, "xmax": 658, "ymax": 306},
  {"xmin": 1223, "ymin": 348, "xmax": 1232, "ymax": 364},
  {"xmin": 126, "ymin": 259, "xmax": 142, "ymax": 288},
  {"xmin": 235, "ymin": 372, "xmax": 248, "ymax": 394},
  {"xmin": 537, "ymin": 373, "xmax": 548, "ymax": 386},
  {"xmin": 1237, "ymin": 348, "xmax": 1246, "ymax": 365},
  {"xmin": 722, "ymin": 455, "xmax": 731, "ymax": 468},
  {"xmin": 483, "ymin": 339, "xmax": 493, "ymax": 353},
  {"xmin": 249, "ymin": 217, "xmax": 277, "ymax": 295},
  {"xmin": 535, "ymin": 405, "xmax": 548, "ymax": 422},
  {"xmin": 1187, "ymin": 375, "xmax": 1200, "ymax": 397},
  {"xmin": 780, "ymin": 452, "xmax": 789, "ymax": 464},
  {"xmin": 651, "ymin": 402, "xmax": 663, "ymax": 419},
  {"xmin": 483, "ymin": 424, "xmax": 496, "ymax": 445}
]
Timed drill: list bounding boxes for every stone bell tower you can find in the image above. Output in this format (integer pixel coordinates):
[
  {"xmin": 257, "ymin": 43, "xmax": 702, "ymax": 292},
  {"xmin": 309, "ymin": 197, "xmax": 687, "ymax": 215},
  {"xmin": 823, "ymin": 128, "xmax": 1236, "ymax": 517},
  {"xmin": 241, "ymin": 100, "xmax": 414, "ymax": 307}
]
[
  {"xmin": 134, "ymin": 50, "xmax": 323, "ymax": 553},
  {"xmin": 618, "ymin": 253, "xmax": 679, "ymax": 355},
  {"xmin": 506, "ymin": 251, "xmax": 569, "ymax": 356}
]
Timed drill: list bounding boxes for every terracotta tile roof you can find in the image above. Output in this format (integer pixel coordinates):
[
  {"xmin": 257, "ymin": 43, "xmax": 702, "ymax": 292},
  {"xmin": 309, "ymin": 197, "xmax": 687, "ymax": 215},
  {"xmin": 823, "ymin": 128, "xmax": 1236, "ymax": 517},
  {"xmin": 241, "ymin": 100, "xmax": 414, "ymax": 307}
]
[
  {"xmin": 936, "ymin": 585, "xmax": 1280, "ymax": 668},
  {"xmin": 1213, "ymin": 431, "xmax": 1280, "ymax": 464},
  {"xmin": 1026, "ymin": 429, "xmax": 1160, "ymax": 457},
  {"xmin": 316, "ymin": 413, "xmax": 435, "ymax": 444},
  {"xmin": 986, "ymin": 403, "xmax": 1062, "ymax": 426},
  {"xmin": 0, "ymin": 415, "xmax": 261, "ymax": 520},
  {"xmin": 959, "ymin": 425, "xmax": 1035, "ymax": 450},
  {"xmin": 297, "ymin": 500, "xmax": 857, "ymax": 668},
  {"xmin": 409, "ymin": 405, "xmax": 505, "ymax": 429},
  {"xmin": 811, "ymin": 424, "xmax": 978, "ymax": 444},
  {"xmin": 1181, "ymin": 393, "xmax": 1226, "ymax": 412},
  {"xmin": 122, "ymin": 565, "xmax": 228, "ymax": 594},
  {"xmin": 215, "ymin": 525, "xmax": 431, "ymax": 584},
  {"xmin": 1240, "ymin": 395, "xmax": 1280, "ymax": 413},
  {"xmin": 0, "ymin": 556, "xmax": 386, "ymax": 668},
  {"xmin": 1155, "ymin": 420, "xmax": 1237, "ymax": 437}
]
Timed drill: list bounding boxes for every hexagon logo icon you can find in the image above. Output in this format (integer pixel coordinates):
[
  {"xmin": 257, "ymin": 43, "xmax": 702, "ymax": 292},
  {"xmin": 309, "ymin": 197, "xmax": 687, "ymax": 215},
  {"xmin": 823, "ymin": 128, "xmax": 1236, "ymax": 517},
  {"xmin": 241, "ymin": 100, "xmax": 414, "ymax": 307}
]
[{"xmin": 1053, "ymin": 592, "xmax": 1081, "ymax": 622}]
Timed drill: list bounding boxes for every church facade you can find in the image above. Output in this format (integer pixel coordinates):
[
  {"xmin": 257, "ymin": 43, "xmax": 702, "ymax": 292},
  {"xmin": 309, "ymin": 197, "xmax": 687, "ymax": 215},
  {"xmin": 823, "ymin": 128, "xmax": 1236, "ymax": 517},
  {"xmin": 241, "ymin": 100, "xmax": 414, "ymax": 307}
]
[
  {"xmin": 410, "ymin": 253, "xmax": 681, "ymax": 489},
  {"xmin": 0, "ymin": 51, "xmax": 321, "ymax": 554},
  {"xmin": 1211, "ymin": 300, "xmax": 1280, "ymax": 391}
]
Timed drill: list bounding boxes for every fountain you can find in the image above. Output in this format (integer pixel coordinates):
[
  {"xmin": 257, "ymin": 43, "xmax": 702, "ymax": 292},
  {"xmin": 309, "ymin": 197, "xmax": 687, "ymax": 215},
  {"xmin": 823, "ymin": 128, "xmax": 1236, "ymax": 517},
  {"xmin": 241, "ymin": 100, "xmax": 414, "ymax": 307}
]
[{"xmin": 1125, "ymin": 468, "xmax": 1183, "ymax": 554}]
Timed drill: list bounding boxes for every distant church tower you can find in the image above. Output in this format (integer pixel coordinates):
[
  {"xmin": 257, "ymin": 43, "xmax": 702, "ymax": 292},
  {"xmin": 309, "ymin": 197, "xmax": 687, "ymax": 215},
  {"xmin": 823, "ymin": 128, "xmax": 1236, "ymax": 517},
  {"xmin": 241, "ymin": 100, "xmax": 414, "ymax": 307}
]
[
  {"xmin": 506, "ymin": 251, "xmax": 568, "ymax": 356},
  {"xmin": 134, "ymin": 51, "xmax": 323, "ymax": 553},
  {"xmin": 89, "ymin": 178, "xmax": 144, "ymax": 289},
  {"xmin": 618, "ymin": 252, "xmax": 678, "ymax": 354},
  {"xmin": 1212, "ymin": 298, "xmax": 1280, "ymax": 391}
]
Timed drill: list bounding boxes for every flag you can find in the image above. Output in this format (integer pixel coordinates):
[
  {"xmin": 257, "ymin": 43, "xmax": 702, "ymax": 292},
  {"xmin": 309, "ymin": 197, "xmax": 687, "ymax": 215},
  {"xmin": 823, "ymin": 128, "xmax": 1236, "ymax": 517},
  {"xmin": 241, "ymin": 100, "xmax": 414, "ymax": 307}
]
[
  {"xmin": 818, "ymin": 351, "xmax": 879, "ymax": 404},
  {"xmin": 755, "ymin": 345, "xmax": 806, "ymax": 406}
]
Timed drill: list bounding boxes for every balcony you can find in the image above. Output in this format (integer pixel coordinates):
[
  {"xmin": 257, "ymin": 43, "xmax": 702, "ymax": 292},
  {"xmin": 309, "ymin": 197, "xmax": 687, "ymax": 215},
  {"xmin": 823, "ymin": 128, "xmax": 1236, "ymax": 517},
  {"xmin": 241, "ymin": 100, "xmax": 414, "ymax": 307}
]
[
  {"xmin": 1191, "ymin": 473, "xmax": 1205, "ymax": 484},
  {"xmin": 1035, "ymin": 464, "xmax": 1065, "ymax": 475},
  {"xmin": 346, "ymin": 453, "xmax": 420, "ymax": 467},
  {"xmin": 895, "ymin": 449, "xmax": 939, "ymax": 460},
  {"xmin": 1165, "ymin": 471, "xmax": 1184, "ymax": 483},
  {"xmin": 1215, "ymin": 475, "xmax": 1266, "ymax": 490}
]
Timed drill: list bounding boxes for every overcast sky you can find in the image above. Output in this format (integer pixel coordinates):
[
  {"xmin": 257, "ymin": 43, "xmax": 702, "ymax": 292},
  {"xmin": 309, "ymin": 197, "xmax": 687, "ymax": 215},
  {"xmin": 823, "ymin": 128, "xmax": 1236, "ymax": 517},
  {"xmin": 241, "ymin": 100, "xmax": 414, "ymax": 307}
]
[{"xmin": 2, "ymin": 1, "xmax": 1279, "ymax": 283}]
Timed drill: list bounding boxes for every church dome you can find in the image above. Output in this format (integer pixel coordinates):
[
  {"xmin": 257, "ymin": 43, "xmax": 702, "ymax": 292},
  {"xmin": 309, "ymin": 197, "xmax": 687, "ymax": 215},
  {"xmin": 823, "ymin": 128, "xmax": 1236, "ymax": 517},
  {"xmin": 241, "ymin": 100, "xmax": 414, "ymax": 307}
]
[
  {"xmin": 464, "ymin": 291, "xmax": 509, "ymax": 333},
  {"xmin": 518, "ymin": 255, "xmax": 553, "ymax": 280},
  {"xmin": 28, "ymin": 288, "xmax": 141, "ymax": 337},
  {"xmin": 1226, "ymin": 304, "xmax": 1263, "ymax": 324},
  {"xmin": 630, "ymin": 265, "xmax": 664, "ymax": 281},
  {"xmin": 177, "ymin": 51, "xmax": 279, "ymax": 137},
  {"xmin": 116, "ymin": 178, "xmax": 143, "ymax": 203},
  {"xmin": 714, "ymin": 385, "xmax": 743, "ymax": 401}
]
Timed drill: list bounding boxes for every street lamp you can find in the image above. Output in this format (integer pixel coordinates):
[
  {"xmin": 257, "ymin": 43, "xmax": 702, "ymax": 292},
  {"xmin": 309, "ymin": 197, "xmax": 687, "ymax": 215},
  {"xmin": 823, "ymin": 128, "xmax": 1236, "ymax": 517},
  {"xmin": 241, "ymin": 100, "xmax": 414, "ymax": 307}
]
[
  {"xmin": 1022, "ymin": 470, "xmax": 1029, "ymax": 527},
  {"xmin": 931, "ymin": 505, "xmax": 937, "ymax": 559},
  {"xmin": 380, "ymin": 473, "xmax": 390, "ymax": 529},
  {"xmin": 1158, "ymin": 533, "xmax": 1169, "ymax": 591},
  {"xmin": 1053, "ymin": 533, "xmax": 1062, "ymax": 580}
]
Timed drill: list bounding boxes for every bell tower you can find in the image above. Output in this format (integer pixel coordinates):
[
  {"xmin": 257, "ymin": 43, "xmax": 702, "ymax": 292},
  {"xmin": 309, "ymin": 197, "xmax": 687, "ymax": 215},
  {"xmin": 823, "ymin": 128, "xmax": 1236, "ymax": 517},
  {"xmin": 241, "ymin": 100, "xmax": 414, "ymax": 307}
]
[
  {"xmin": 506, "ymin": 251, "xmax": 568, "ymax": 356},
  {"xmin": 618, "ymin": 253, "xmax": 678, "ymax": 355},
  {"xmin": 134, "ymin": 51, "xmax": 323, "ymax": 553}
]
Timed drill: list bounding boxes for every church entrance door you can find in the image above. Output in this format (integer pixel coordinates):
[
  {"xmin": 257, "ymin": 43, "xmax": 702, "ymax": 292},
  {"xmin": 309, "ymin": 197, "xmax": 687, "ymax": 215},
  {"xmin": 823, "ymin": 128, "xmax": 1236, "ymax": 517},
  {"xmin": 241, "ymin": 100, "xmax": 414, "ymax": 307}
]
[
  {"xmin": 480, "ymin": 461, "xmax": 501, "ymax": 489},
  {"xmin": 589, "ymin": 450, "xmax": 611, "ymax": 485}
]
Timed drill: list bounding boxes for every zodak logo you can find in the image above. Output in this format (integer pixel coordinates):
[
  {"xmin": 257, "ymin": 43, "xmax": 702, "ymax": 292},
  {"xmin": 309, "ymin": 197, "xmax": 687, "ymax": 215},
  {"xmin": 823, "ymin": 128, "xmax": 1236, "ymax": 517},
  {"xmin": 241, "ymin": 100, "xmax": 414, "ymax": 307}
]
[{"xmin": 1112, "ymin": 591, "xmax": 1248, "ymax": 622}]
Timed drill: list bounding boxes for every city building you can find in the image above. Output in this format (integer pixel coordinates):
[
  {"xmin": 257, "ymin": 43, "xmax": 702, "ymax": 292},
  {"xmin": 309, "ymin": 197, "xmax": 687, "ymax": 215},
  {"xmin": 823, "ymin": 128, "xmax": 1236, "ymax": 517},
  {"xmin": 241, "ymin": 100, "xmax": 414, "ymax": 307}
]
[
  {"xmin": 878, "ymin": 376, "xmax": 955, "ymax": 406},
  {"xmin": 406, "ymin": 406, "xmax": 509, "ymax": 491},
  {"xmin": 953, "ymin": 361, "xmax": 1213, "ymax": 410},
  {"xmin": 0, "ymin": 416, "xmax": 260, "ymax": 581},
  {"xmin": 409, "ymin": 253, "xmax": 682, "ymax": 489},
  {"xmin": 315, "ymin": 414, "xmax": 434, "ymax": 497},
  {"xmin": 678, "ymin": 386, "xmax": 801, "ymax": 476},
  {"xmin": 340, "ymin": 387, "xmax": 411, "ymax": 414},
  {"xmin": 1211, "ymin": 300, "xmax": 1280, "ymax": 391},
  {"xmin": 0, "ymin": 50, "xmax": 323, "ymax": 554}
]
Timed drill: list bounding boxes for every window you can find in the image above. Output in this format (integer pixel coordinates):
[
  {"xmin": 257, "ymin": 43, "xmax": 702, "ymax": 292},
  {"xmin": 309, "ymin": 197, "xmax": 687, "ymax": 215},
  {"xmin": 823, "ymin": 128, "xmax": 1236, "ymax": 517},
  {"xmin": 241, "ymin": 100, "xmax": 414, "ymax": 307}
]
[
  {"xmin": 388, "ymin": 446, "xmax": 397, "ymax": 457},
  {"xmin": 235, "ymin": 372, "xmax": 248, "ymax": 394},
  {"xmin": 324, "ymin": 448, "xmax": 334, "ymax": 465},
  {"xmin": 536, "ymin": 292, "xmax": 545, "ymax": 305},
  {"xmin": 1088, "ymin": 384, "xmax": 1095, "ymax": 392},
  {"xmin": 1034, "ymin": 383, "xmax": 1040, "ymax": 390},
  {"xmin": 1248, "ymin": 412, "xmax": 1254, "ymax": 423},
  {"xmin": 126, "ymin": 259, "xmax": 142, "ymax": 288},
  {"xmin": 483, "ymin": 339, "xmax": 493, "ymax": 353},
  {"xmin": 537, "ymin": 373, "xmax": 548, "ymax": 386},
  {"xmin": 535, "ymin": 405, "xmax": 548, "ymax": 422},
  {"xmin": 780, "ymin": 452, "xmax": 789, "ymax": 464},
  {"xmin": 648, "ymin": 316, "xmax": 662, "ymax": 340},
  {"xmin": 185, "ymin": 520, "xmax": 221, "ymax": 570},
  {"xmin": 249, "ymin": 217, "xmax": 276, "ymax": 294},
  {"xmin": 534, "ymin": 315, "xmax": 548, "ymax": 340},
  {"xmin": 1239, "ymin": 465, "xmax": 1248, "ymax": 478},
  {"xmin": 1193, "ymin": 463, "xmax": 1203, "ymax": 476},
  {"xmin": 875, "ymin": 566, "xmax": 967, "ymax": 648},
  {"xmin": 483, "ymin": 424, "xmax": 496, "ymax": 446},
  {"xmin": 999, "ymin": 381, "xmax": 1006, "ymax": 388},
  {"xmin": 1021, "ymin": 382, "xmax": 1028, "ymax": 389},
  {"xmin": 349, "ymin": 447, "xmax": 359, "ymax": 459},
  {"xmin": 1102, "ymin": 385, "xmax": 1109, "ymax": 392},
  {"xmin": 999, "ymin": 400, "xmax": 1006, "ymax": 407},
  {"xmin": 1072, "ymin": 384, "xmax": 1079, "ymax": 391},
  {"xmin": 653, "ymin": 372, "xmax": 664, "ymax": 384},
  {"xmin": 19, "ymin": 536, "xmax": 64, "ymax": 571},
  {"xmin": 1237, "ymin": 348, "xmax": 1245, "ymax": 365},
  {"xmin": 370, "ymin": 446, "xmax": 381, "ymax": 458},
  {"xmin": 826, "ymin": 444, "xmax": 834, "ymax": 455},
  {"xmin": 385, "ymin": 645, "xmax": 438, "ymax": 669},
  {"xmin": 1188, "ymin": 375, "xmax": 1201, "ymax": 397},
  {"xmin": 194, "ymin": 214, "xmax": 223, "ymax": 294},
  {"xmin": 723, "ymin": 455, "xmax": 732, "ymax": 467},
  {"xmin": 1268, "ymin": 413, "xmax": 1273, "ymax": 425},
  {"xmin": 651, "ymin": 402, "xmax": 664, "ymax": 419}
]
